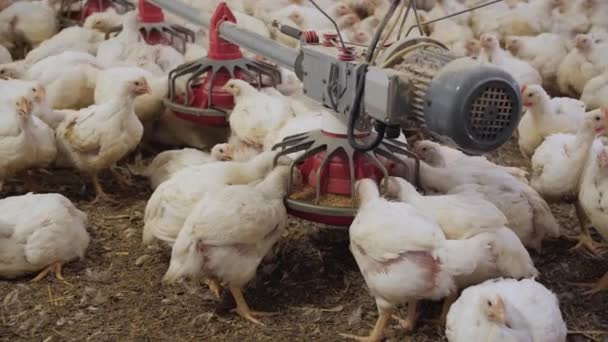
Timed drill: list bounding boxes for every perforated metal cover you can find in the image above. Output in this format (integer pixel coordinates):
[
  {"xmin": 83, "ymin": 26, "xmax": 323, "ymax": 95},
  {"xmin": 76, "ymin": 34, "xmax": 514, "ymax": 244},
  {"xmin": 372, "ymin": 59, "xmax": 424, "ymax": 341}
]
[{"xmin": 466, "ymin": 82, "xmax": 518, "ymax": 144}]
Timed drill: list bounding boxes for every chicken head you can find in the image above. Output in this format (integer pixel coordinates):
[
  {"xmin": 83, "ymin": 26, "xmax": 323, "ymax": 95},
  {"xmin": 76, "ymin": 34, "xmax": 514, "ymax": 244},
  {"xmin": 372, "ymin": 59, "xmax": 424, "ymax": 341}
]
[
  {"xmin": 128, "ymin": 77, "xmax": 151, "ymax": 97},
  {"xmin": 334, "ymin": 2, "xmax": 353, "ymax": 16},
  {"xmin": 575, "ymin": 34, "xmax": 593, "ymax": 51},
  {"xmin": 464, "ymin": 39, "xmax": 481, "ymax": 58},
  {"xmin": 413, "ymin": 140, "xmax": 444, "ymax": 167},
  {"xmin": 481, "ymin": 294, "xmax": 506, "ymax": 324},
  {"xmin": 520, "ymin": 84, "xmax": 544, "ymax": 107},
  {"xmin": 504, "ymin": 36, "xmax": 521, "ymax": 55},
  {"xmin": 15, "ymin": 96, "xmax": 32, "ymax": 119},
  {"xmin": 338, "ymin": 13, "xmax": 360, "ymax": 29},
  {"xmin": 582, "ymin": 108, "xmax": 608, "ymax": 135},
  {"xmin": 211, "ymin": 143, "xmax": 233, "ymax": 161},
  {"xmin": 480, "ymin": 33, "xmax": 499, "ymax": 50}
]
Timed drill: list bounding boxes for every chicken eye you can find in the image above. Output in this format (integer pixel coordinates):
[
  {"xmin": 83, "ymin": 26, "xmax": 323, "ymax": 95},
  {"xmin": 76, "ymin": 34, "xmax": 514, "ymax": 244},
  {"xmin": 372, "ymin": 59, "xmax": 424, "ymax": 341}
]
[
  {"xmin": 487, "ymin": 300, "xmax": 492, "ymax": 306},
  {"xmin": 595, "ymin": 116, "xmax": 601, "ymax": 121},
  {"xmin": 422, "ymin": 147, "xmax": 427, "ymax": 152},
  {"xmin": 135, "ymin": 81, "xmax": 140, "ymax": 86},
  {"xmin": 218, "ymin": 148, "xmax": 224, "ymax": 153},
  {"xmin": 528, "ymin": 93, "xmax": 533, "ymax": 97}
]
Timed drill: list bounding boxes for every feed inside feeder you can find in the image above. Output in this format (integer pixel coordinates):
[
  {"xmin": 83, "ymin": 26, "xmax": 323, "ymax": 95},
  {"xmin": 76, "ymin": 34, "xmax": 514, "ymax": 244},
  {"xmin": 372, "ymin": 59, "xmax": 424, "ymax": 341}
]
[{"xmin": 58, "ymin": 0, "xmax": 134, "ymax": 26}]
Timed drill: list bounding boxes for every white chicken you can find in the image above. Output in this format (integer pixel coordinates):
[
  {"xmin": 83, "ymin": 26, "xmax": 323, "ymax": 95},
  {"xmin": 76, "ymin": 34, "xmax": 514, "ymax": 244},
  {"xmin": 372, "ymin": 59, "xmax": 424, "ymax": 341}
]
[
  {"xmin": 0, "ymin": 0, "xmax": 58, "ymax": 50},
  {"xmin": 223, "ymin": 80, "xmax": 294, "ymax": 148},
  {"xmin": 143, "ymin": 148, "xmax": 216, "ymax": 189},
  {"xmin": 399, "ymin": 160, "xmax": 561, "ymax": 252},
  {"xmin": 446, "ymin": 278, "xmax": 567, "ymax": 342},
  {"xmin": 23, "ymin": 26, "xmax": 104, "ymax": 66},
  {"xmin": 83, "ymin": 7, "xmax": 124, "ymax": 34},
  {"xmin": 497, "ymin": 0, "xmax": 559, "ymax": 37},
  {"xmin": 413, "ymin": 140, "xmax": 529, "ymax": 182},
  {"xmin": 578, "ymin": 144, "xmax": 608, "ymax": 293},
  {"xmin": 0, "ymin": 193, "xmax": 89, "ymax": 282},
  {"xmin": 530, "ymin": 109, "xmax": 607, "ymax": 201},
  {"xmin": 581, "ymin": 71, "xmax": 608, "ymax": 110},
  {"xmin": 163, "ymin": 165, "xmax": 293, "ymax": 325},
  {"xmin": 557, "ymin": 34, "xmax": 608, "ymax": 97},
  {"xmin": 342, "ymin": 178, "xmax": 497, "ymax": 341},
  {"xmin": 142, "ymin": 151, "xmax": 283, "ymax": 248},
  {"xmin": 211, "ymin": 140, "xmax": 261, "ymax": 162},
  {"xmin": 55, "ymin": 75, "xmax": 149, "ymax": 202},
  {"xmin": 384, "ymin": 176, "xmax": 508, "ymax": 240},
  {"xmin": 504, "ymin": 34, "xmax": 568, "ymax": 89},
  {"xmin": 95, "ymin": 11, "xmax": 142, "ymax": 67},
  {"xmin": 480, "ymin": 33, "xmax": 542, "ymax": 87},
  {"xmin": 517, "ymin": 84, "xmax": 587, "ymax": 158}
]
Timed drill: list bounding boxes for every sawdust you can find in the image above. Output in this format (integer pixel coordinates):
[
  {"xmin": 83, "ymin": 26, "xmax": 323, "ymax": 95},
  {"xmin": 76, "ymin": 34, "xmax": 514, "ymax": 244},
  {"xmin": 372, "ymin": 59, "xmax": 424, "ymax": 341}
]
[{"xmin": 0, "ymin": 138, "xmax": 607, "ymax": 342}]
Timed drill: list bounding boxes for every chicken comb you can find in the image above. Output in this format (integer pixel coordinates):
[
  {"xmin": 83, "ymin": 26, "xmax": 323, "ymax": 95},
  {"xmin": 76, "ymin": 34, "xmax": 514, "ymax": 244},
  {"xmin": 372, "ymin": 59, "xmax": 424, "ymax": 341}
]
[
  {"xmin": 520, "ymin": 85, "xmax": 527, "ymax": 94},
  {"xmin": 602, "ymin": 107, "xmax": 608, "ymax": 119}
]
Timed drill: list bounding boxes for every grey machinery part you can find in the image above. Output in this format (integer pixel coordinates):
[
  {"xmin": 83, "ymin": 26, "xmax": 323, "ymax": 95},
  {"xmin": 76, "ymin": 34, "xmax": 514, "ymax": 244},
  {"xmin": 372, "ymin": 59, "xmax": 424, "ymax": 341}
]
[{"xmin": 147, "ymin": 0, "xmax": 522, "ymax": 155}]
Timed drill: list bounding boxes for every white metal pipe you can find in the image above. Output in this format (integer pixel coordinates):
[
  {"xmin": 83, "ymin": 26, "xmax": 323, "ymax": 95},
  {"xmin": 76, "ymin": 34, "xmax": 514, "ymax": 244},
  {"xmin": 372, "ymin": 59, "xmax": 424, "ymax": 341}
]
[{"xmin": 146, "ymin": 0, "xmax": 300, "ymax": 70}]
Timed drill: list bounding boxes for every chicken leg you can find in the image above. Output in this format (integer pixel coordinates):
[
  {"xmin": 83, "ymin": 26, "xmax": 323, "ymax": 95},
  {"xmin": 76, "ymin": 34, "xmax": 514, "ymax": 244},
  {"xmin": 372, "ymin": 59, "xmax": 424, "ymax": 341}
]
[
  {"xmin": 568, "ymin": 202, "xmax": 607, "ymax": 257},
  {"xmin": 110, "ymin": 165, "xmax": 134, "ymax": 188},
  {"xmin": 392, "ymin": 300, "xmax": 418, "ymax": 331},
  {"xmin": 91, "ymin": 173, "xmax": 116, "ymax": 204},
  {"xmin": 429, "ymin": 294, "xmax": 457, "ymax": 326},
  {"xmin": 340, "ymin": 307, "xmax": 393, "ymax": 342},
  {"xmin": 31, "ymin": 261, "xmax": 65, "ymax": 283},
  {"xmin": 573, "ymin": 272, "xmax": 608, "ymax": 295},
  {"xmin": 229, "ymin": 285, "xmax": 271, "ymax": 326},
  {"xmin": 204, "ymin": 278, "xmax": 223, "ymax": 300}
]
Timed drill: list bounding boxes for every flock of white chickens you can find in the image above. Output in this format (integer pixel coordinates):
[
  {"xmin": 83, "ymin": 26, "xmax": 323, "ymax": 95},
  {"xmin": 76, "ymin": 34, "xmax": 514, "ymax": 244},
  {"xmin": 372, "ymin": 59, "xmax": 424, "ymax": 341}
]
[{"xmin": 0, "ymin": 0, "xmax": 607, "ymax": 341}]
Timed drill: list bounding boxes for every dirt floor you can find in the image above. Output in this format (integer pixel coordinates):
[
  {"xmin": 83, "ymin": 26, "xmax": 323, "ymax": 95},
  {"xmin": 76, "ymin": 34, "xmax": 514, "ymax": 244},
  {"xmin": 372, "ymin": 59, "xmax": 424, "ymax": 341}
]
[{"xmin": 1, "ymin": 137, "xmax": 607, "ymax": 342}]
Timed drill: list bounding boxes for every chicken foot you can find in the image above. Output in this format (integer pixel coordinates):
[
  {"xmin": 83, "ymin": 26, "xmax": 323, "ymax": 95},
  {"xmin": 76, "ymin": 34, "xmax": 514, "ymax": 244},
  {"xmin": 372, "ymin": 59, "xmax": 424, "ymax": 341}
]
[
  {"xmin": 229, "ymin": 285, "xmax": 273, "ymax": 326},
  {"xmin": 91, "ymin": 173, "xmax": 117, "ymax": 204},
  {"xmin": 572, "ymin": 272, "xmax": 608, "ymax": 295},
  {"xmin": 392, "ymin": 299, "xmax": 418, "ymax": 331},
  {"xmin": 31, "ymin": 261, "xmax": 65, "ymax": 283},
  {"xmin": 339, "ymin": 307, "xmax": 393, "ymax": 342},
  {"xmin": 568, "ymin": 202, "xmax": 607, "ymax": 257},
  {"xmin": 204, "ymin": 278, "xmax": 223, "ymax": 300}
]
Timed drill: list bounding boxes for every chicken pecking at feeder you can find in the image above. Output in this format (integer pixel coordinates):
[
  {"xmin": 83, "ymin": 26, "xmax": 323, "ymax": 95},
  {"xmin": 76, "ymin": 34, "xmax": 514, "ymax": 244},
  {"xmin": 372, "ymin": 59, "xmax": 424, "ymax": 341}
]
[
  {"xmin": 58, "ymin": 0, "xmax": 134, "ymax": 27},
  {"xmin": 149, "ymin": 0, "xmax": 522, "ymax": 226}
]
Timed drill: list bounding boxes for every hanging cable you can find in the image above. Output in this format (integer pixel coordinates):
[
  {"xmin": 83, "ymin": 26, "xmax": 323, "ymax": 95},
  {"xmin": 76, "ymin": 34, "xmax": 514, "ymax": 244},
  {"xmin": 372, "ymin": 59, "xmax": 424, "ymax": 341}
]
[{"xmin": 307, "ymin": 0, "xmax": 347, "ymax": 50}]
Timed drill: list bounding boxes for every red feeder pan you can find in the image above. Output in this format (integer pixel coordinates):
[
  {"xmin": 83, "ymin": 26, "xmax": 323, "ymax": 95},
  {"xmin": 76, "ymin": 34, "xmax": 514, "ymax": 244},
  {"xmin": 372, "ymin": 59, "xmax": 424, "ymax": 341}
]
[{"xmin": 164, "ymin": 3, "xmax": 281, "ymax": 126}]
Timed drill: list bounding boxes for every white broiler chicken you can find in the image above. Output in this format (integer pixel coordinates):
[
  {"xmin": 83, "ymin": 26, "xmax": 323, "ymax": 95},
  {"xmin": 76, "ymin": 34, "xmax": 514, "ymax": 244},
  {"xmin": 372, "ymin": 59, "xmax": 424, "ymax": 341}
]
[
  {"xmin": 549, "ymin": 0, "xmax": 591, "ymax": 46},
  {"xmin": 223, "ymin": 80, "xmax": 294, "ymax": 148},
  {"xmin": 558, "ymin": 34, "xmax": 608, "ymax": 97},
  {"xmin": 342, "ymin": 179, "xmax": 497, "ymax": 342},
  {"xmin": 517, "ymin": 84, "xmax": 587, "ymax": 158},
  {"xmin": 0, "ymin": 193, "xmax": 89, "ymax": 282},
  {"xmin": 384, "ymin": 176, "xmax": 508, "ymax": 240},
  {"xmin": 0, "ymin": 0, "xmax": 58, "ymax": 50},
  {"xmin": 24, "ymin": 26, "xmax": 104, "ymax": 65},
  {"xmin": 0, "ymin": 78, "xmax": 59, "ymax": 129},
  {"xmin": 531, "ymin": 109, "xmax": 608, "ymax": 255},
  {"xmin": 505, "ymin": 33, "xmax": 568, "ymax": 89},
  {"xmin": 96, "ymin": 11, "xmax": 142, "ymax": 67},
  {"xmin": 21, "ymin": 51, "xmax": 104, "ymax": 110},
  {"xmin": 413, "ymin": 140, "xmax": 529, "ymax": 182},
  {"xmin": 581, "ymin": 71, "xmax": 608, "ymax": 110},
  {"xmin": 142, "ymin": 151, "xmax": 282, "ymax": 247},
  {"xmin": 425, "ymin": 17, "xmax": 474, "ymax": 56},
  {"xmin": 0, "ymin": 90, "xmax": 56, "ymax": 188},
  {"xmin": 211, "ymin": 139, "xmax": 262, "ymax": 162},
  {"xmin": 55, "ymin": 75, "xmax": 149, "ymax": 203},
  {"xmin": 446, "ymin": 278, "xmax": 567, "ymax": 342},
  {"xmin": 0, "ymin": 96, "xmax": 32, "ymax": 190},
  {"xmin": 397, "ymin": 160, "xmax": 561, "ymax": 251},
  {"xmin": 530, "ymin": 109, "xmax": 606, "ymax": 201},
  {"xmin": 83, "ymin": 7, "xmax": 124, "ymax": 34},
  {"xmin": 480, "ymin": 33, "xmax": 542, "ymax": 87},
  {"xmin": 497, "ymin": 0, "xmax": 559, "ymax": 37},
  {"xmin": 94, "ymin": 66, "xmax": 168, "ymax": 125},
  {"xmin": 143, "ymin": 148, "xmax": 216, "ymax": 189},
  {"xmin": 163, "ymin": 165, "xmax": 294, "ymax": 325},
  {"xmin": 578, "ymin": 144, "xmax": 608, "ymax": 294}
]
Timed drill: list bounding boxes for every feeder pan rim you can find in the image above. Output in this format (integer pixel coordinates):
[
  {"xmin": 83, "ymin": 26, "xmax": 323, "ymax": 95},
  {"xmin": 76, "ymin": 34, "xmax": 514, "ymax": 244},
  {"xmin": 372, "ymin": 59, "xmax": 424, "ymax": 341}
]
[
  {"xmin": 285, "ymin": 198, "xmax": 357, "ymax": 217},
  {"xmin": 163, "ymin": 99, "xmax": 228, "ymax": 117}
]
